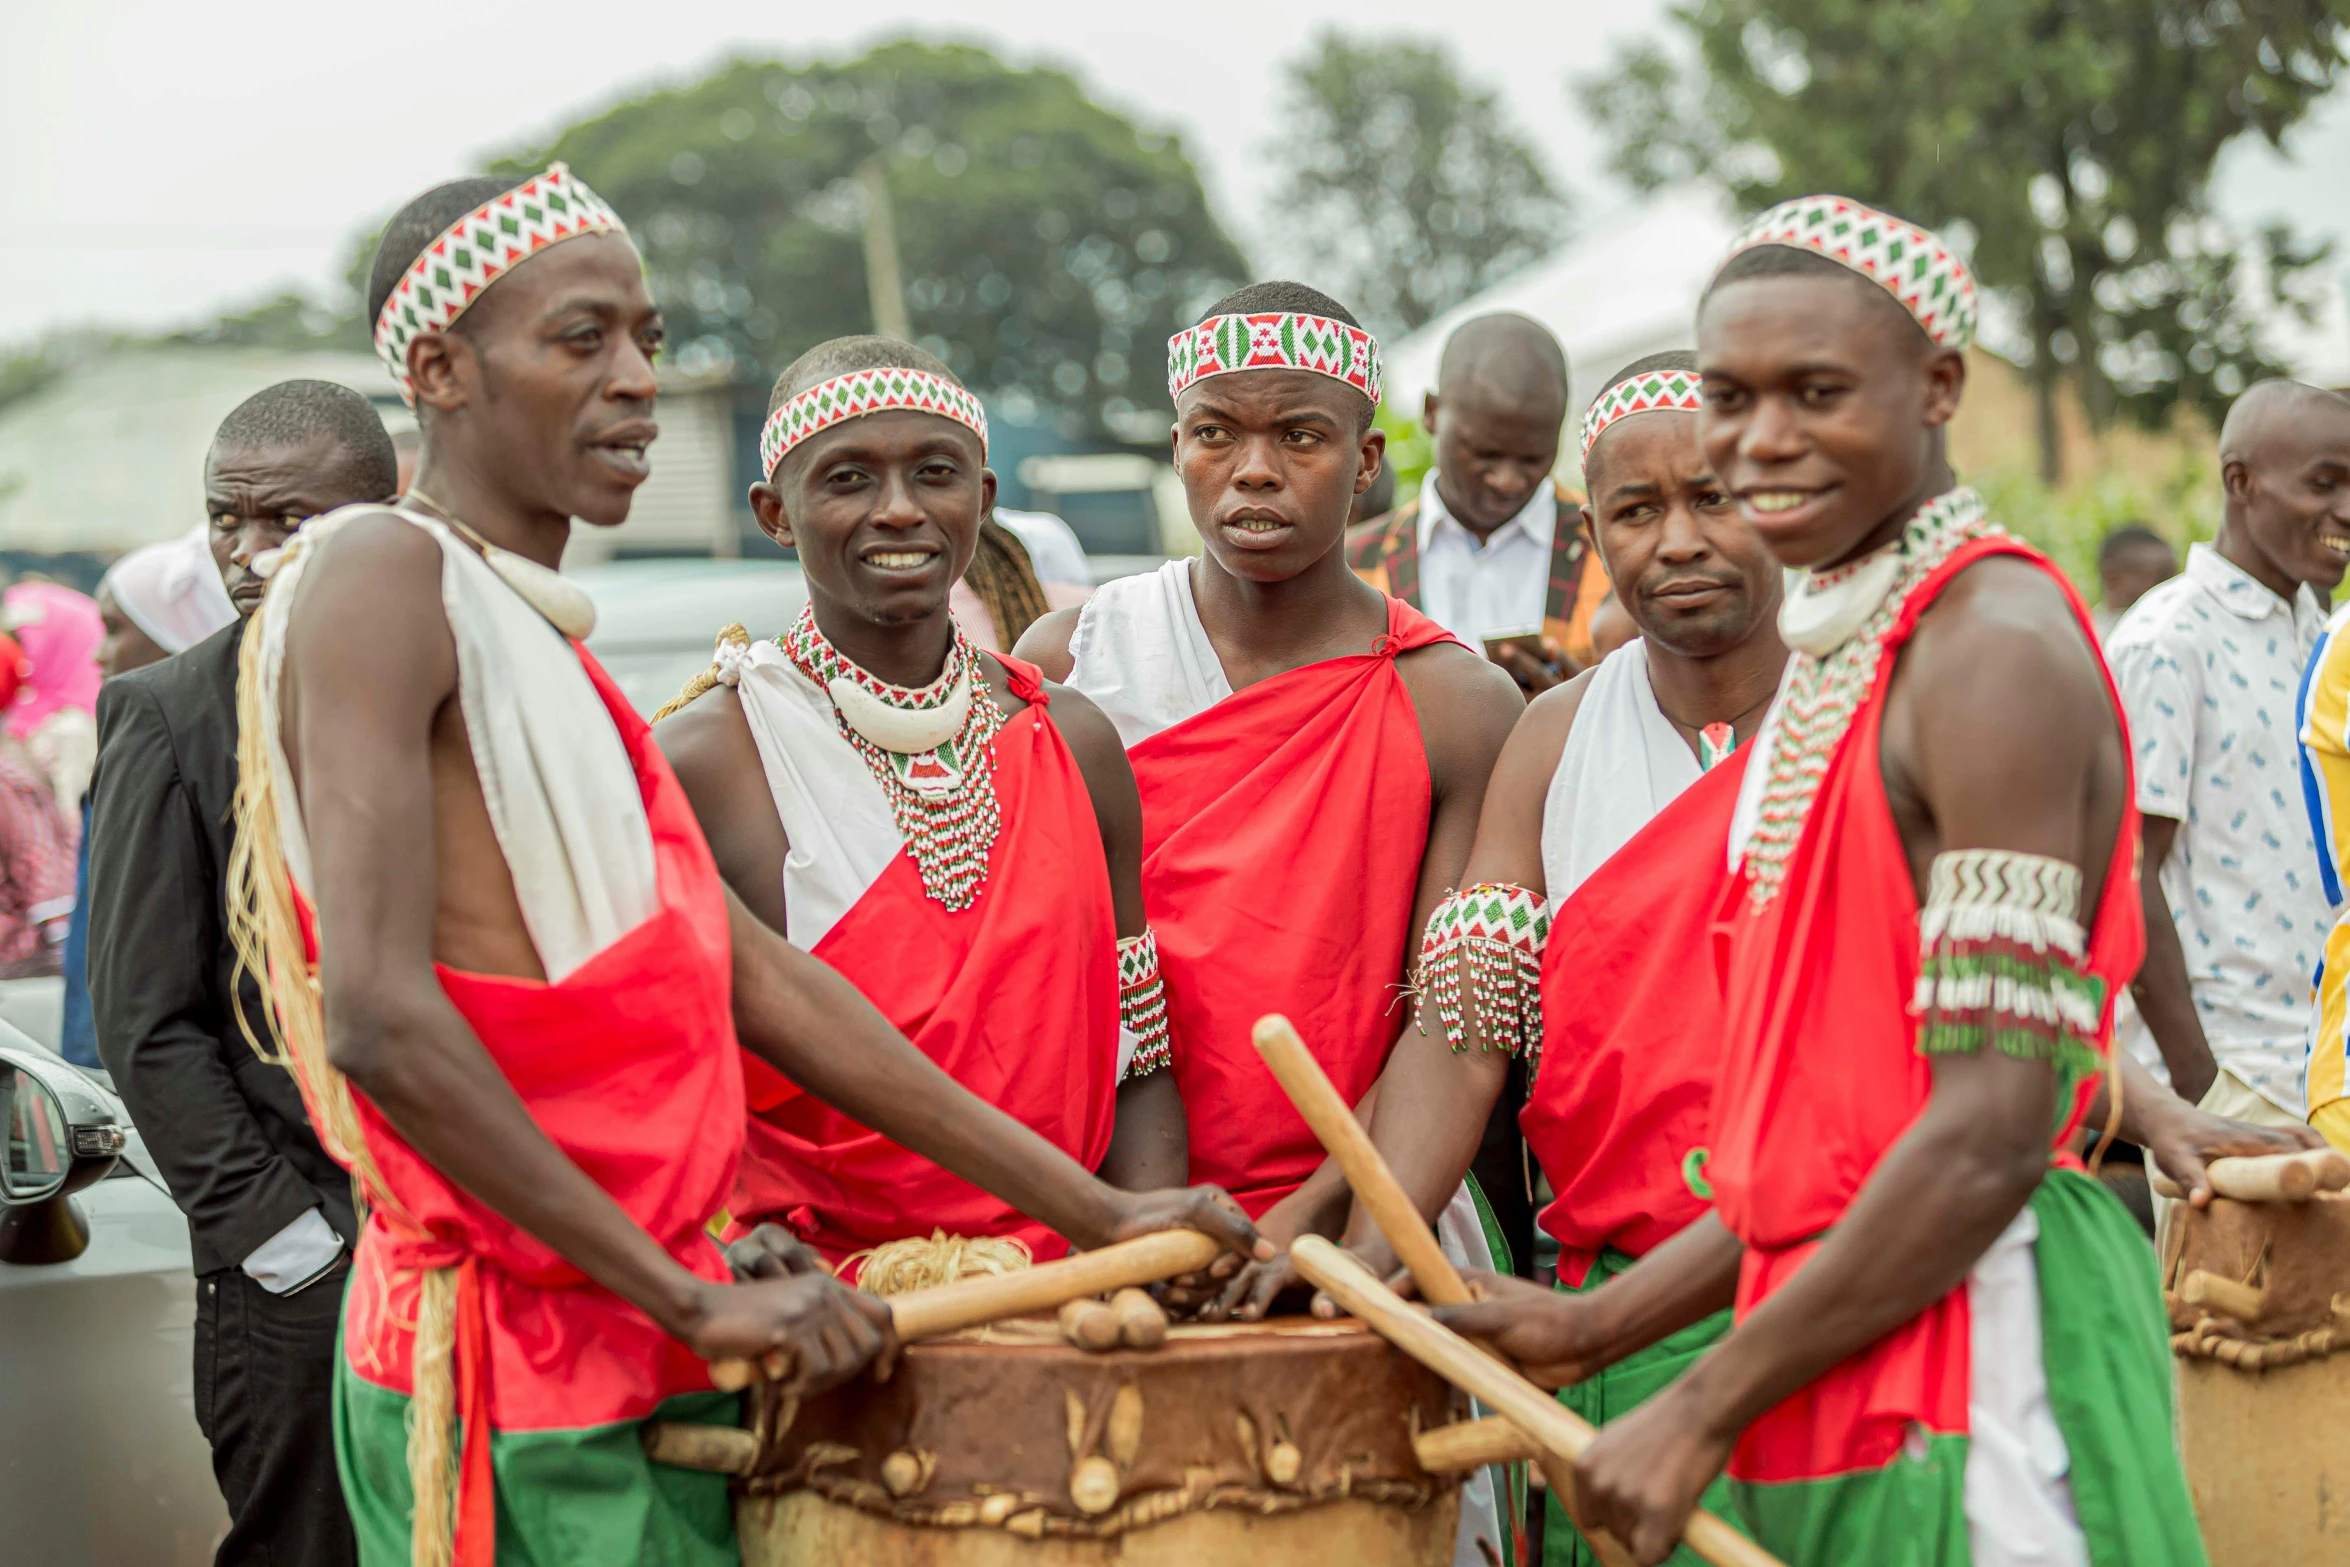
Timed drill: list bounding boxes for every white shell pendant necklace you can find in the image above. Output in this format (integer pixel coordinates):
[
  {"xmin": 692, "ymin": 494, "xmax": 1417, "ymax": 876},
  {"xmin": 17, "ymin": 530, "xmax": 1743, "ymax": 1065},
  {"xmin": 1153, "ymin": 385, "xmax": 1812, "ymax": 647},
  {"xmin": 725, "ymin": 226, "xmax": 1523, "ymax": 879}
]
[
  {"xmin": 405, "ymin": 489, "xmax": 598, "ymax": 641},
  {"xmin": 781, "ymin": 604, "xmax": 1002, "ymax": 910},
  {"xmin": 1778, "ymin": 542, "xmax": 1905, "ymax": 658}
]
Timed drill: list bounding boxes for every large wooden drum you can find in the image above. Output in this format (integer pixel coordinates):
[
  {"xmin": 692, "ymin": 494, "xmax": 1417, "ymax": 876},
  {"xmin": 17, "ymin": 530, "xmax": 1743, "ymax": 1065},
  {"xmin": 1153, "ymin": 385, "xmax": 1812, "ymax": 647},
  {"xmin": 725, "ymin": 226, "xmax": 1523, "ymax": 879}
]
[
  {"xmin": 734, "ymin": 1316, "xmax": 1467, "ymax": 1565},
  {"xmin": 2168, "ymin": 1191, "xmax": 2350, "ymax": 1565}
]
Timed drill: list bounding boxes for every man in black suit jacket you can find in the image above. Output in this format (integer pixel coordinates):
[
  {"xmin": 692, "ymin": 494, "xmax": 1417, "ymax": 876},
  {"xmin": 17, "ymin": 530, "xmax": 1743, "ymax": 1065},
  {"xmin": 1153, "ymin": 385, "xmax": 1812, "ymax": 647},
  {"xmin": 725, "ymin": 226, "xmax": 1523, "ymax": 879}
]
[{"xmin": 92, "ymin": 380, "xmax": 396, "ymax": 1567}]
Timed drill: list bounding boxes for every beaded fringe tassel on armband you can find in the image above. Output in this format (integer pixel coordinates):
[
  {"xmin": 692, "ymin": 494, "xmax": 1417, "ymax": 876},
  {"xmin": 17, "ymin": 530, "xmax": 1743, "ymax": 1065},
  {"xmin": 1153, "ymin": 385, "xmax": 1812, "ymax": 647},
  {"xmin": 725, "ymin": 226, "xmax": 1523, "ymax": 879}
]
[
  {"xmin": 1913, "ymin": 848, "xmax": 2104, "ymax": 1076},
  {"xmin": 1417, "ymin": 884, "xmax": 1548, "ymax": 1070},
  {"xmin": 1117, "ymin": 929, "xmax": 1172, "ymax": 1082}
]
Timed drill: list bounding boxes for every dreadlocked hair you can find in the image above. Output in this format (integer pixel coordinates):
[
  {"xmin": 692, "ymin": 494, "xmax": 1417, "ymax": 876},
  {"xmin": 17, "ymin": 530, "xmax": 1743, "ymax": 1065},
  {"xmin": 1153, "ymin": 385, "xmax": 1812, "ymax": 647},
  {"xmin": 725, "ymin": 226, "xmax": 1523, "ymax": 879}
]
[{"xmin": 967, "ymin": 519, "xmax": 1051, "ymax": 649}]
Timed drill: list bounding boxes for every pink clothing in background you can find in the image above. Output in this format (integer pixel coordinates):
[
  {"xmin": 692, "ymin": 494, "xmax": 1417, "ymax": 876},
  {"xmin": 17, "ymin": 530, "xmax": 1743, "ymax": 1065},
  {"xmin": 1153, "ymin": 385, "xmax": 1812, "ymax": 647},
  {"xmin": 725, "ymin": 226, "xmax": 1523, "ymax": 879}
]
[{"xmin": 4, "ymin": 582, "xmax": 103, "ymax": 738}]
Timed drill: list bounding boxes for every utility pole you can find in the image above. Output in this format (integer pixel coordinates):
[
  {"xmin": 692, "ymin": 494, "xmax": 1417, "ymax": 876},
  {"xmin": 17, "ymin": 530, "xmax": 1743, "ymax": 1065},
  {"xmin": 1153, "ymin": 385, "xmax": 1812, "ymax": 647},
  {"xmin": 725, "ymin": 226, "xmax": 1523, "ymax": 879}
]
[{"xmin": 857, "ymin": 157, "xmax": 913, "ymax": 342}]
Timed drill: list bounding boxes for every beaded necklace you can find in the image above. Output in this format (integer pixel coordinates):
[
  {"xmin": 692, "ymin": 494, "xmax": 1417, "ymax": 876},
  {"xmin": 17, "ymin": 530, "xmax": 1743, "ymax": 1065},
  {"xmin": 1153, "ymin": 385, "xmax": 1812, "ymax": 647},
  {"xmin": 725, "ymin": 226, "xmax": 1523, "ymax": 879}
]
[
  {"xmin": 780, "ymin": 605, "xmax": 1003, "ymax": 911},
  {"xmin": 1740, "ymin": 487, "xmax": 1997, "ymax": 908}
]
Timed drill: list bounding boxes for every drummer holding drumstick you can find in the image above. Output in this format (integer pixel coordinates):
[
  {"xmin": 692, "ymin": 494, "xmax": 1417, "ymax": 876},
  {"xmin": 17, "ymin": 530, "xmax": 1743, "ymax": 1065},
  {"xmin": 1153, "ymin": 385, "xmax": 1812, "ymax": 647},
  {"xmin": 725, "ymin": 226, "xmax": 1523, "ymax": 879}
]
[{"xmin": 655, "ymin": 335, "xmax": 1262, "ymax": 1281}]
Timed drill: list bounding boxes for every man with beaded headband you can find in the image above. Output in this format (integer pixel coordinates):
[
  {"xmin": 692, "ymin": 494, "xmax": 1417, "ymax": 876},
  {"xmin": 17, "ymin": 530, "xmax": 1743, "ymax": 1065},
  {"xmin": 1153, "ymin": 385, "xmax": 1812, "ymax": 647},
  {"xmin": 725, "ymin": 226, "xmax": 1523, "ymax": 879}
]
[
  {"xmin": 1329, "ymin": 350, "xmax": 1780, "ymax": 1566},
  {"xmin": 653, "ymin": 334, "xmax": 1210, "ymax": 1277},
  {"xmin": 1022, "ymin": 281, "xmax": 1523, "ymax": 1299},
  {"xmin": 229, "ymin": 173, "xmax": 1259, "ymax": 1567},
  {"xmin": 1020, "ymin": 282, "xmax": 1523, "ymax": 1567},
  {"xmin": 1434, "ymin": 198, "xmax": 2319, "ymax": 1565}
]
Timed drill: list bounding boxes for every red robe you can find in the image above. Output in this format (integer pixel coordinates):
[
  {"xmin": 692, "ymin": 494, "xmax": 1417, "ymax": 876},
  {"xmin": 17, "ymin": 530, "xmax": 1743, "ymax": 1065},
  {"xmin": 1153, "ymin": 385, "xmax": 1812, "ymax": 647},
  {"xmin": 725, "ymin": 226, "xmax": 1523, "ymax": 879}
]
[
  {"xmin": 321, "ymin": 649, "xmax": 744, "ymax": 1563},
  {"xmin": 1521, "ymin": 751, "xmax": 1748, "ymax": 1286},
  {"xmin": 1131, "ymin": 596, "xmax": 1459, "ymax": 1215},
  {"xmin": 728, "ymin": 656, "xmax": 1120, "ymax": 1273},
  {"xmin": 1707, "ymin": 538, "xmax": 2142, "ymax": 1488}
]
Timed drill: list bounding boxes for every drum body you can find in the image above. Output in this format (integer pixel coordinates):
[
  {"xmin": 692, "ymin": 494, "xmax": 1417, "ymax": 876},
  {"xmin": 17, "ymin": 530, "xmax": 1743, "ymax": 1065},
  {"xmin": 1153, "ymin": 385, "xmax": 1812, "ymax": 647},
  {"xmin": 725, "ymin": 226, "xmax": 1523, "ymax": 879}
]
[
  {"xmin": 737, "ymin": 1317, "xmax": 1466, "ymax": 1565},
  {"xmin": 2169, "ymin": 1192, "xmax": 2350, "ymax": 1564}
]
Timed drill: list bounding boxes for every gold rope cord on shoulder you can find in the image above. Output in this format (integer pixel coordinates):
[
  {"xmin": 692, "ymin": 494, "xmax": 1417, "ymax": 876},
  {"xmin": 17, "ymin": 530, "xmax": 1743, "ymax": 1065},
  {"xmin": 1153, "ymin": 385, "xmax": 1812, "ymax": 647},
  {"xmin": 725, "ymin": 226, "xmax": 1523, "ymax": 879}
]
[
  {"xmin": 651, "ymin": 623, "xmax": 751, "ymax": 723},
  {"xmin": 225, "ymin": 593, "xmax": 456, "ymax": 1567}
]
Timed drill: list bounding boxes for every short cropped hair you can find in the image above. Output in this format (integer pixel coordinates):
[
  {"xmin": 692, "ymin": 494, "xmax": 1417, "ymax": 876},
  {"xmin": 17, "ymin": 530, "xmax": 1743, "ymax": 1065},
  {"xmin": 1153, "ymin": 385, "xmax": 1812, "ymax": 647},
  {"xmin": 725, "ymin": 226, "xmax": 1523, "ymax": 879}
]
[
  {"xmin": 767, "ymin": 335, "xmax": 961, "ymax": 416},
  {"xmin": 365, "ymin": 176, "xmax": 526, "ymax": 331},
  {"xmin": 1598, "ymin": 349, "xmax": 1699, "ymax": 397},
  {"xmin": 1197, "ymin": 280, "xmax": 1363, "ymax": 330},
  {"xmin": 2098, "ymin": 522, "xmax": 2170, "ymax": 564},
  {"xmin": 211, "ymin": 380, "xmax": 398, "ymax": 498}
]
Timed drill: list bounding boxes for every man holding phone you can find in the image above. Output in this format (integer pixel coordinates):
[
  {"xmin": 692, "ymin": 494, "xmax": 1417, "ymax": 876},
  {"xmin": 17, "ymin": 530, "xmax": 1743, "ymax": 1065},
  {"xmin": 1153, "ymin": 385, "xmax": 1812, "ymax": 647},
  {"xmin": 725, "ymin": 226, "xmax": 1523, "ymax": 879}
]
[{"xmin": 1347, "ymin": 312, "xmax": 1605, "ymax": 694}]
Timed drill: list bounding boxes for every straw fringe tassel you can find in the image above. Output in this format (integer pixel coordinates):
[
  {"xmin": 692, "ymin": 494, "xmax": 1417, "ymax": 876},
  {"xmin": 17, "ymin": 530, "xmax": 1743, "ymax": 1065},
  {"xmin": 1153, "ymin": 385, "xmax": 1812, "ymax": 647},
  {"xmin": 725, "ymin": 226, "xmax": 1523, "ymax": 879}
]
[{"xmin": 224, "ymin": 609, "xmax": 454, "ymax": 1562}]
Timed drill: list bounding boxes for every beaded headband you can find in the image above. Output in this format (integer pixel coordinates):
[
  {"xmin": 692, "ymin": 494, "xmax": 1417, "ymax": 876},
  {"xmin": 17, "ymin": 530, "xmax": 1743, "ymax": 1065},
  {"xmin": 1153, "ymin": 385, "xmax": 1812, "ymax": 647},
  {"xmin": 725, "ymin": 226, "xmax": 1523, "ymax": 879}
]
[
  {"xmin": 1579, "ymin": 368, "xmax": 1705, "ymax": 466},
  {"xmin": 1721, "ymin": 195, "xmax": 1977, "ymax": 351},
  {"xmin": 1167, "ymin": 312, "xmax": 1382, "ymax": 405},
  {"xmin": 758, "ymin": 367, "xmax": 989, "ymax": 479},
  {"xmin": 373, "ymin": 163, "xmax": 628, "ymax": 406}
]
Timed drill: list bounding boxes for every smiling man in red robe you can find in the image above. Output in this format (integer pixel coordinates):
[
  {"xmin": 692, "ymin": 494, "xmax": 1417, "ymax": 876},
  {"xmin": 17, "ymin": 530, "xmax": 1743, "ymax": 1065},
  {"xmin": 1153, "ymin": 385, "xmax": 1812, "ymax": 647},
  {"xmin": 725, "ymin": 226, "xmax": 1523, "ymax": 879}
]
[
  {"xmin": 655, "ymin": 336, "xmax": 1222, "ymax": 1275},
  {"xmin": 1431, "ymin": 198, "xmax": 2283, "ymax": 1567},
  {"xmin": 1021, "ymin": 282, "xmax": 1524, "ymax": 1317},
  {"xmin": 232, "ymin": 171, "xmax": 1255, "ymax": 1567}
]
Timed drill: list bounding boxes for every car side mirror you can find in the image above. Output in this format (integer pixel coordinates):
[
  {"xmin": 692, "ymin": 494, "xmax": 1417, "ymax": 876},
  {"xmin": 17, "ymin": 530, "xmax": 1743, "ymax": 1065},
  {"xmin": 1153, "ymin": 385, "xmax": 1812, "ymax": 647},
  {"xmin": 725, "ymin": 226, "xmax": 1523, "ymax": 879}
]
[{"xmin": 0, "ymin": 1047, "xmax": 126, "ymax": 1266}]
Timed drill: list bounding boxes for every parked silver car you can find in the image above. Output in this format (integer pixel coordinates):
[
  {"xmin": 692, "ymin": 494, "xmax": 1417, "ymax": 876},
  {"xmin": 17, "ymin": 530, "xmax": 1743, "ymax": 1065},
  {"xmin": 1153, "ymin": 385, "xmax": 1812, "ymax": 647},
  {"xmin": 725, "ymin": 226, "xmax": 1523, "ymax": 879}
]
[
  {"xmin": 574, "ymin": 557, "xmax": 806, "ymax": 718},
  {"xmin": 2, "ymin": 1035, "xmax": 226, "ymax": 1564}
]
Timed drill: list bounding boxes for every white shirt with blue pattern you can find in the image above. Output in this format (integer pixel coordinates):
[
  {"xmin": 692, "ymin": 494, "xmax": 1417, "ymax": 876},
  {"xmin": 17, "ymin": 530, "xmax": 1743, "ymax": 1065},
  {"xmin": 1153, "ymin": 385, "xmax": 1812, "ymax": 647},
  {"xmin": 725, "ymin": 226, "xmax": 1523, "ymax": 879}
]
[{"xmin": 2105, "ymin": 542, "xmax": 2328, "ymax": 1115}]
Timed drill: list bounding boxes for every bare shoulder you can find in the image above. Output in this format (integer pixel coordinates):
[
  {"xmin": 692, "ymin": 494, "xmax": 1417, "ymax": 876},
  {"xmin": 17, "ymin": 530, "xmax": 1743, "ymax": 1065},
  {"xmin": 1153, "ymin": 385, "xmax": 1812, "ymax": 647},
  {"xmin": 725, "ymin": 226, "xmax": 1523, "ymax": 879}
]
[
  {"xmin": 282, "ymin": 507, "xmax": 451, "ymax": 684},
  {"xmin": 299, "ymin": 505, "xmax": 442, "ymax": 597},
  {"xmin": 651, "ymin": 683, "xmax": 758, "ymax": 798},
  {"xmin": 1904, "ymin": 554, "xmax": 2105, "ymax": 720},
  {"xmin": 1509, "ymin": 665, "xmax": 1598, "ymax": 784},
  {"xmin": 1396, "ymin": 638, "xmax": 1526, "ymax": 729},
  {"xmin": 1041, "ymin": 679, "xmax": 1124, "ymax": 771},
  {"xmin": 1014, "ymin": 606, "xmax": 1084, "ymax": 681},
  {"xmin": 1395, "ymin": 639, "xmax": 1527, "ymax": 789}
]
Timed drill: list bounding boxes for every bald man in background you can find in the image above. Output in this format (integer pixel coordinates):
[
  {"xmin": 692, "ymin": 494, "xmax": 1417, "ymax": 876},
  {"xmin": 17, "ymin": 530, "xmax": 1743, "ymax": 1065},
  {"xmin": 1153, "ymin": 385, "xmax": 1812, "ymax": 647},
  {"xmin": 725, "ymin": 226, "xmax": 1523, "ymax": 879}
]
[
  {"xmin": 1348, "ymin": 313, "xmax": 1608, "ymax": 695},
  {"xmin": 2110, "ymin": 381, "xmax": 2350, "ymax": 1185}
]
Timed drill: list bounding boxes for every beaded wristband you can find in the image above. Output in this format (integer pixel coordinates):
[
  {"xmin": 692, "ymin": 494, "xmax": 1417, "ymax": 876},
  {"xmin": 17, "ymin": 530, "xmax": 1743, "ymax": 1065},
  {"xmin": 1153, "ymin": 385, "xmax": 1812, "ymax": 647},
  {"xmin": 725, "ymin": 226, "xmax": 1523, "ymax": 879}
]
[{"xmin": 1117, "ymin": 929, "xmax": 1172, "ymax": 1082}]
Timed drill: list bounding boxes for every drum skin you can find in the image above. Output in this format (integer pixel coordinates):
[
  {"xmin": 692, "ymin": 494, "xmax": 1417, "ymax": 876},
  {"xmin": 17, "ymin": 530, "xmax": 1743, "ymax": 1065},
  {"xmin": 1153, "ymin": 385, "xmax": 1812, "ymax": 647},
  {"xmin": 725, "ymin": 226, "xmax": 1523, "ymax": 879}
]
[
  {"xmin": 737, "ymin": 1316, "xmax": 1467, "ymax": 1564},
  {"xmin": 2169, "ymin": 1192, "xmax": 2350, "ymax": 1564}
]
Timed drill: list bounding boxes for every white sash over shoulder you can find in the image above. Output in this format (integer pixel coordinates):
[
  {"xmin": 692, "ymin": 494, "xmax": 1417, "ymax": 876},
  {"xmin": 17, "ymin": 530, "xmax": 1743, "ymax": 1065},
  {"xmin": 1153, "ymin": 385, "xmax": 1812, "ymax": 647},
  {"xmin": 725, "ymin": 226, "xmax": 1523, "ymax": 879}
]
[{"xmin": 251, "ymin": 506, "xmax": 657, "ymax": 982}]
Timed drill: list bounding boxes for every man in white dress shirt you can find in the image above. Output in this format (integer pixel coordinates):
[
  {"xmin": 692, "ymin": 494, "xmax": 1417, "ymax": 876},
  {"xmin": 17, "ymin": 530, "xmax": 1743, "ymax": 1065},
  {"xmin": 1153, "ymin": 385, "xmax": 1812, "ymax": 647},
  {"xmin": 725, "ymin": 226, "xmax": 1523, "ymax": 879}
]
[
  {"xmin": 2108, "ymin": 380, "xmax": 2350, "ymax": 1143},
  {"xmin": 1348, "ymin": 313, "xmax": 1606, "ymax": 693}
]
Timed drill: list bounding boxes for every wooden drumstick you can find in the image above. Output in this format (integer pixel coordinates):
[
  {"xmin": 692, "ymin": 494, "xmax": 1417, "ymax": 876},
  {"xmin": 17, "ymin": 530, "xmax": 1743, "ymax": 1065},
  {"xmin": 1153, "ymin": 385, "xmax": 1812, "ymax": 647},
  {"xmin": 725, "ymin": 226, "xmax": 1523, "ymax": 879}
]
[
  {"xmin": 708, "ymin": 1228, "xmax": 1224, "ymax": 1391},
  {"xmin": 1294, "ymin": 1236, "xmax": 1785, "ymax": 1567},
  {"xmin": 1254, "ymin": 1013, "xmax": 1631, "ymax": 1557},
  {"xmin": 2148, "ymin": 1148, "xmax": 2350, "ymax": 1203},
  {"xmin": 1252, "ymin": 1013, "xmax": 1473, "ymax": 1306}
]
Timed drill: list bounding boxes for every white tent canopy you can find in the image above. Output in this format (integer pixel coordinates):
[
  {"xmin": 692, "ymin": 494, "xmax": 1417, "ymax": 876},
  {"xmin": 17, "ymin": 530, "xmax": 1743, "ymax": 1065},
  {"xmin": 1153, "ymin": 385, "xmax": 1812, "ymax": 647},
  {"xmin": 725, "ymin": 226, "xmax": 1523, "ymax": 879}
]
[{"xmin": 1381, "ymin": 188, "xmax": 1742, "ymax": 439}]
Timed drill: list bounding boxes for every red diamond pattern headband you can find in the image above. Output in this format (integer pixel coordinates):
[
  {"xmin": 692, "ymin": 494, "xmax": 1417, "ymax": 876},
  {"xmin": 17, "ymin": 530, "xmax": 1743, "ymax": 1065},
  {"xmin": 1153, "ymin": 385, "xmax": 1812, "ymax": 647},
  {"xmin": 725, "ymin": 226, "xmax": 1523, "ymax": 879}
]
[
  {"xmin": 1579, "ymin": 369, "xmax": 1706, "ymax": 466},
  {"xmin": 1721, "ymin": 194, "xmax": 1978, "ymax": 351},
  {"xmin": 373, "ymin": 164, "xmax": 628, "ymax": 406},
  {"xmin": 1167, "ymin": 312, "xmax": 1383, "ymax": 405},
  {"xmin": 758, "ymin": 367, "xmax": 989, "ymax": 479}
]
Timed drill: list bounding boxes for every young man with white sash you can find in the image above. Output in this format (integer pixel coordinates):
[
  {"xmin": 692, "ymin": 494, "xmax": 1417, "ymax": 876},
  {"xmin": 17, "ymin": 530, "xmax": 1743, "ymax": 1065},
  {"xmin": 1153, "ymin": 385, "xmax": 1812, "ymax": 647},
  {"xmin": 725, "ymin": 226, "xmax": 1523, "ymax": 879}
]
[
  {"xmin": 1329, "ymin": 352, "xmax": 1778, "ymax": 1566},
  {"xmin": 230, "ymin": 171, "xmax": 1257, "ymax": 1567},
  {"xmin": 654, "ymin": 336, "xmax": 1202, "ymax": 1276},
  {"xmin": 1433, "ymin": 198, "xmax": 2316, "ymax": 1567}
]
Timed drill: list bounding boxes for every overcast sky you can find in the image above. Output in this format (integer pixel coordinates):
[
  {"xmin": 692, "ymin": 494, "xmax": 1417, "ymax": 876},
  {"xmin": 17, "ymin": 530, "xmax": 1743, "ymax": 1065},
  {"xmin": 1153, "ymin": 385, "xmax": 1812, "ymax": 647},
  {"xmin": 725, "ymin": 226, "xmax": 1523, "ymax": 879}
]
[{"xmin": 7, "ymin": 0, "xmax": 2348, "ymax": 351}]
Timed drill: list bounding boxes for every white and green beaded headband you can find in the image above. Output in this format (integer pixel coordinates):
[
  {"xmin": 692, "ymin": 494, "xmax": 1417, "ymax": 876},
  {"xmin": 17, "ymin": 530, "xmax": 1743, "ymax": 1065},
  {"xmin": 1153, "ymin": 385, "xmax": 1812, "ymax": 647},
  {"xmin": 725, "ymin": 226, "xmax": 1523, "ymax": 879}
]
[
  {"xmin": 373, "ymin": 163, "xmax": 628, "ymax": 407},
  {"xmin": 1579, "ymin": 368, "xmax": 1705, "ymax": 466},
  {"xmin": 758, "ymin": 367, "xmax": 989, "ymax": 480},
  {"xmin": 1166, "ymin": 312, "xmax": 1383, "ymax": 405},
  {"xmin": 1721, "ymin": 195, "xmax": 1978, "ymax": 351}
]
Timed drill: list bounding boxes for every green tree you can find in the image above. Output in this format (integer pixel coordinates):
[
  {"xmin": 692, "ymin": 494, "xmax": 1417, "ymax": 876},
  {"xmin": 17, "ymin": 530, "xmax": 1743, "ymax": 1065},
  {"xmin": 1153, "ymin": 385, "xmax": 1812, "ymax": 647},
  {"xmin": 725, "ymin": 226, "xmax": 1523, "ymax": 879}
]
[
  {"xmin": 499, "ymin": 40, "xmax": 1248, "ymax": 441},
  {"xmin": 1586, "ymin": 2, "xmax": 2349, "ymax": 481},
  {"xmin": 1268, "ymin": 31, "xmax": 1569, "ymax": 335}
]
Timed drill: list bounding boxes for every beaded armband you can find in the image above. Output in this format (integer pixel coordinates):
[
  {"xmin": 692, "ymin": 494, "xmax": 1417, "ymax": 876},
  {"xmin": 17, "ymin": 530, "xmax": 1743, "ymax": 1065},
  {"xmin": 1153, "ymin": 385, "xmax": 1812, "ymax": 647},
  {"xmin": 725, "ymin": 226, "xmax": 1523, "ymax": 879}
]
[
  {"xmin": 1913, "ymin": 849, "xmax": 2105, "ymax": 1078},
  {"xmin": 1417, "ymin": 884, "xmax": 1549, "ymax": 1070},
  {"xmin": 1117, "ymin": 929, "xmax": 1172, "ymax": 1082}
]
